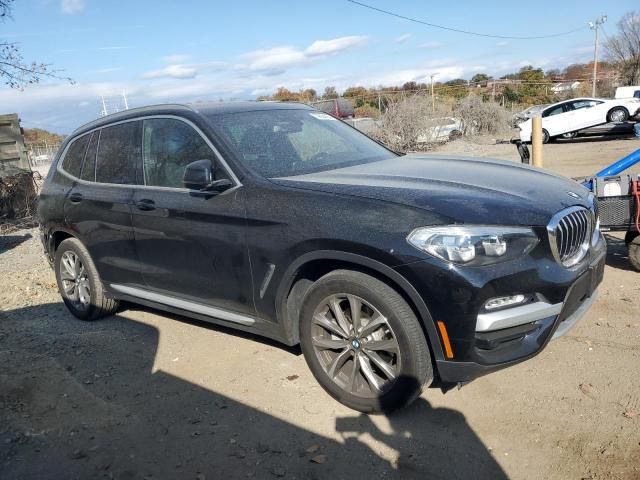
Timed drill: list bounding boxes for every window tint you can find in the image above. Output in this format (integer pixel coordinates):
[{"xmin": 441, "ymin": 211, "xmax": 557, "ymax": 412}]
[
  {"xmin": 80, "ymin": 131, "xmax": 98, "ymax": 181},
  {"xmin": 543, "ymin": 104, "xmax": 565, "ymax": 117},
  {"xmin": 95, "ymin": 121, "xmax": 142, "ymax": 185},
  {"xmin": 570, "ymin": 100, "xmax": 601, "ymax": 110},
  {"xmin": 142, "ymin": 118, "xmax": 217, "ymax": 188},
  {"xmin": 62, "ymin": 134, "xmax": 90, "ymax": 178}
]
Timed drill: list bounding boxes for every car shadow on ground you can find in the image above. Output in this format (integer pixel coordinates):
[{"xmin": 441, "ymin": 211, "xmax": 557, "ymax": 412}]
[
  {"xmin": 0, "ymin": 302, "xmax": 508, "ymax": 480},
  {"xmin": 604, "ymin": 234, "xmax": 635, "ymax": 272},
  {"xmin": 0, "ymin": 233, "xmax": 32, "ymax": 255},
  {"xmin": 555, "ymin": 134, "xmax": 638, "ymax": 144}
]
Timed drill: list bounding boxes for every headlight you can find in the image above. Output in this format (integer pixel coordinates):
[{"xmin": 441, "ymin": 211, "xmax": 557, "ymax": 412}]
[{"xmin": 407, "ymin": 226, "xmax": 539, "ymax": 266}]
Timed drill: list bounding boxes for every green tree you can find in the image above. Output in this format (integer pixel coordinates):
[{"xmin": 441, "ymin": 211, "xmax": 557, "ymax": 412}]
[{"xmin": 471, "ymin": 73, "xmax": 491, "ymax": 84}]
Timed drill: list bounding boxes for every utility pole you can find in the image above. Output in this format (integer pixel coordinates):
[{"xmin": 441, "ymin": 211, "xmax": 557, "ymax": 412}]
[
  {"xmin": 589, "ymin": 15, "xmax": 607, "ymax": 97},
  {"xmin": 430, "ymin": 73, "xmax": 438, "ymax": 112},
  {"xmin": 100, "ymin": 96, "xmax": 108, "ymax": 117},
  {"xmin": 122, "ymin": 90, "xmax": 129, "ymax": 110}
]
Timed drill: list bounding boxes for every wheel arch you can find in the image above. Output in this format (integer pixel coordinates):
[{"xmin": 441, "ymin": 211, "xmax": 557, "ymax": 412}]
[
  {"xmin": 44, "ymin": 226, "xmax": 80, "ymax": 262},
  {"xmin": 276, "ymin": 250, "xmax": 445, "ymax": 362},
  {"xmin": 607, "ymin": 105, "xmax": 629, "ymax": 120}
]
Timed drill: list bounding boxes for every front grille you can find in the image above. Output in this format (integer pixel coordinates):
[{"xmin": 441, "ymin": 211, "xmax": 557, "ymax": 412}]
[{"xmin": 547, "ymin": 207, "xmax": 592, "ymax": 267}]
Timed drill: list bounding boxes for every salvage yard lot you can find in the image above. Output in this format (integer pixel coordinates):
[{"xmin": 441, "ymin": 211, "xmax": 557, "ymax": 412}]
[{"xmin": 1, "ymin": 136, "xmax": 640, "ymax": 480}]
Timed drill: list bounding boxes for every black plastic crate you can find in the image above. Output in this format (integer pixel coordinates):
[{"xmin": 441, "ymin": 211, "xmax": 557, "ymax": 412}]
[{"xmin": 595, "ymin": 196, "xmax": 634, "ymax": 228}]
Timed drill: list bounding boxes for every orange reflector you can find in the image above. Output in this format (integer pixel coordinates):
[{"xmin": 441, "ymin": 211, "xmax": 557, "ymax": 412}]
[{"xmin": 436, "ymin": 320, "xmax": 454, "ymax": 359}]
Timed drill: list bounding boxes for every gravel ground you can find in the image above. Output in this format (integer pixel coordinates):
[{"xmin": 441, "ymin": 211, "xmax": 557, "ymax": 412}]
[{"xmin": 1, "ymin": 135, "xmax": 640, "ymax": 480}]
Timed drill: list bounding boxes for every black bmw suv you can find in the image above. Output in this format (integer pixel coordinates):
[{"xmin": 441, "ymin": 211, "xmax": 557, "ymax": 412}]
[{"xmin": 38, "ymin": 102, "xmax": 605, "ymax": 412}]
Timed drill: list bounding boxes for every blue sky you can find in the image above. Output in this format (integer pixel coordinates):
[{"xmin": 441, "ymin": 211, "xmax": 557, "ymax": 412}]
[{"xmin": 1, "ymin": 0, "xmax": 637, "ymax": 133}]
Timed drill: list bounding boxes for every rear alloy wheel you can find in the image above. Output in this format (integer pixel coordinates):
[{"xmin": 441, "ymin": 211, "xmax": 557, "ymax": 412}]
[
  {"xmin": 299, "ymin": 270, "xmax": 432, "ymax": 413},
  {"xmin": 607, "ymin": 107, "xmax": 629, "ymax": 123},
  {"xmin": 59, "ymin": 251, "xmax": 92, "ymax": 312},
  {"xmin": 54, "ymin": 238, "xmax": 119, "ymax": 321}
]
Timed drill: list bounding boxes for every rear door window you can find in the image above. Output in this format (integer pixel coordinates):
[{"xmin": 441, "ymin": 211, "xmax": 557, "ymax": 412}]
[
  {"xmin": 95, "ymin": 121, "xmax": 142, "ymax": 185},
  {"xmin": 569, "ymin": 100, "xmax": 602, "ymax": 110},
  {"xmin": 62, "ymin": 134, "xmax": 90, "ymax": 178}
]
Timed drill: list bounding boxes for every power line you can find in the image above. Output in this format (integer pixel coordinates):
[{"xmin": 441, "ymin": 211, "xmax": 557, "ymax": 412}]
[{"xmin": 346, "ymin": 0, "xmax": 587, "ymax": 40}]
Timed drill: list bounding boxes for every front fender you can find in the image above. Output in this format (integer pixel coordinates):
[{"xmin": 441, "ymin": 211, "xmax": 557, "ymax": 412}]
[{"xmin": 274, "ymin": 250, "xmax": 445, "ymax": 362}]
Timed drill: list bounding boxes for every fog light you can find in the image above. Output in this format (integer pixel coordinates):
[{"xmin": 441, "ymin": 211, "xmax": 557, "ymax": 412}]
[{"xmin": 484, "ymin": 294, "xmax": 526, "ymax": 310}]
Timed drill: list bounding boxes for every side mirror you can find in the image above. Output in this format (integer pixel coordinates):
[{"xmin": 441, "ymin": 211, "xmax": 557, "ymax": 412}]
[
  {"xmin": 183, "ymin": 159, "xmax": 213, "ymax": 190},
  {"xmin": 183, "ymin": 159, "xmax": 233, "ymax": 193}
]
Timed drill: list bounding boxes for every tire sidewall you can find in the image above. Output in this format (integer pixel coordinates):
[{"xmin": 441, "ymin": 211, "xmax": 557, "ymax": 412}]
[
  {"xmin": 54, "ymin": 240, "xmax": 97, "ymax": 320},
  {"xmin": 628, "ymin": 236, "xmax": 640, "ymax": 271},
  {"xmin": 608, "ymin": 108, "xmax": 628, "ymax": 123},
  {"xmin": 299, "ymin": 274, "xmax": 428, "ymax": 413},
  {"xmin": 542, "ymin": 129, "xmax": 550, "ymax": 144}
]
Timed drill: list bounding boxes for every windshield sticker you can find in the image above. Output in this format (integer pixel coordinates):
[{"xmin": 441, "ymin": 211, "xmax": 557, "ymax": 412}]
[{"xmin": 309, "ymin": 113, "xmax": 337, "ymax": 121}]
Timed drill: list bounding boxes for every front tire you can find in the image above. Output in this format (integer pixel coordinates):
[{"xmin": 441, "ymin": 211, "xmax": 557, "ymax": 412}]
[
  {"xmin": 299, "ymin": 270, "xmax": 433, "ymax": 413},
  {"xmin": 54, "ymin": 238, "xmax": 119, "ymax": 321},
  {"xmin": 607, "ymin": 107, "xmax": 629, "ymax": 123},
  {"xmin": 542, "ymin": 129, "xmax": 550, "ymax": 144}
]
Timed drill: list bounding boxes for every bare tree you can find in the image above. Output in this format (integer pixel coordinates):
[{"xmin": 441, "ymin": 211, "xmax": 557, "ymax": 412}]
[
  {"xmin": 1, "ymin": 0, "xmax": 73, "ymax": 89},
  {"xmin": 605, "ymin": 10, "xmax": 640, "ymax": 85}
]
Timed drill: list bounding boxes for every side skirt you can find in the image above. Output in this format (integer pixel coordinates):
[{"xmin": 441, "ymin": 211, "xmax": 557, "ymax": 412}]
[{"xmin": 108, "ymin": 284, "xmax": 295, "ymax": 346}]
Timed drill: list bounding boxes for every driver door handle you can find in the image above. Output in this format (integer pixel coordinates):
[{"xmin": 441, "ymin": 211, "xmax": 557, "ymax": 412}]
[
  {"xmin": 68, "ymin": 192, "xmax": 83, "ymax": 203},
  {"xmin": 135, "ymin": 198, "xmax": 156, "ymax": 211}
]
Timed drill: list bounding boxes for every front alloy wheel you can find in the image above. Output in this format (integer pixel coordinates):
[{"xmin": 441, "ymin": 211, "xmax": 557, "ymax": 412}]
[
  {"xmin": 311, "ymin": 294, "xmax": 401, "ymax": 397},
  {"xmin": 299, "ymin": 270, "xmax": 433, "ymax": 413}
]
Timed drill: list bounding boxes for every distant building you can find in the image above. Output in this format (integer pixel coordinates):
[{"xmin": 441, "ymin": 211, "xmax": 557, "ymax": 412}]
[{"xmin": 551, "ymin": 81, "xmax": 581, "ymax": 94}]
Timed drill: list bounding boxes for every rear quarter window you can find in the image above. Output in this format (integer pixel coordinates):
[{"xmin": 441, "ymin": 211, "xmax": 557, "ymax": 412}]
[
  {"xmin": 80, "ymin": 131, "xmax": 99, "ymax": 181},
  {"xmin": 95, "ymin": 121, "xmax": 142, "ymax": 184},
  {"xmin": 61, "ymin": 134, "xmax": 90, "ymax": 178}
]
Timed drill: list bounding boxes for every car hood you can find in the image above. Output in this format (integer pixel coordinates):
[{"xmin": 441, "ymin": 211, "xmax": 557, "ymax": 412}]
[{"xmin": 272, "ymin": 155, "xmax": 591, "ymax": 226}]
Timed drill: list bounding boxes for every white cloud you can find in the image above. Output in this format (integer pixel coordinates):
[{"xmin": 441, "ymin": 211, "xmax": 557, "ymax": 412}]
[
  {"xmin": 495, "ymin": 41, "xmax": 510, "ymax": 47},
  {"xmin": 144, "ymin": 64, "xmax": 200, "ymax": 80},
  {"xmin": 61, "ymin": 0, "xmax": 85, "ymax": 14},
  {"xmin": 418, "ymin": 42, "xmax": 443, "ymax": 49},
  {"xmin": 243, "ymin": 35, "xmax": 368, "ymax": 72},
  {"xmin": 304, "ymin": 36, "xmax": 368, "ymax": 56},
  {"xmin": 394, "ymin": 33, "xmax": 411, "ymax": 43},
  {"xmin": 142, "ymin": 61, "xmax": 227, "ymax": 80},
  {"xmin": 243, "ymin": 46, "xmax": 307, "ymax": 71}
]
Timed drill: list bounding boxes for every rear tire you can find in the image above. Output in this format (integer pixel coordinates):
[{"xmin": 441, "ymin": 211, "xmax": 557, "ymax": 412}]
[
  {"xmin": 607, "ymin": 107, "xmax": 629, "ymax": 123},
  {"xmin": 299, "ymin": 270, "xmax": 433, "ymax": 413},
  {"xmin": 624, "ymin": 231, "xmax": 639, "ymax": 245},
  {"xmin": 54, "ymin": 238, "xmax": 119, "ymax": 321},
  {"xmin": 628, "ymin": 234, "xmax": 640, "ymax": 271}
]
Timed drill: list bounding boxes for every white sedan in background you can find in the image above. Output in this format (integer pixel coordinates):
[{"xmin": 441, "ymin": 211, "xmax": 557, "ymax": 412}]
[{"xmin": 519, "ymin": 97, "xmax": 640, "ymax": 143}]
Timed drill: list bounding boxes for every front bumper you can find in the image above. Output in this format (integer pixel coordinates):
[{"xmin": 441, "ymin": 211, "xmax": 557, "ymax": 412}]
[{"xmin": 395, "ymin": 239, "xmax": 606, "ymax": 384}]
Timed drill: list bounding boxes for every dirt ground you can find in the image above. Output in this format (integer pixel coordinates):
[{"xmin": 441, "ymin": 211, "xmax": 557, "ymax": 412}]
[{"xmin": 1, "ymin": 135, "xmax": 640, "ymax": 480}]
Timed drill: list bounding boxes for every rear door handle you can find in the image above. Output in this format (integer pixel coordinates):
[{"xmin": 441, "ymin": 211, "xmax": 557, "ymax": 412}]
[
  {"xmin": 69, "ymin": 192, "xmax": 83, "ymax": 203},
  {"xmin": 135, "ymin": 198, "xmax": 155, "ymax": 211}
]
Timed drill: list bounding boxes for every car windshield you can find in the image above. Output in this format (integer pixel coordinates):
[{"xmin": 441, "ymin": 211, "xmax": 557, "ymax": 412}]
[{"xmin": 207, "ymin": 109, "xmax": 396, "ymax": 177}]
